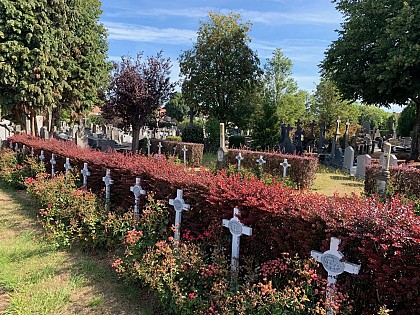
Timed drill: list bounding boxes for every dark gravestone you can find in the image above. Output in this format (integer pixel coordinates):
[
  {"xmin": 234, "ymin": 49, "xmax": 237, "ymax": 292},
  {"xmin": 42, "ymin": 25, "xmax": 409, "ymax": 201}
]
[{"xmin": 279, "ymin": 124, "xmax": 295, "ymax": 154}]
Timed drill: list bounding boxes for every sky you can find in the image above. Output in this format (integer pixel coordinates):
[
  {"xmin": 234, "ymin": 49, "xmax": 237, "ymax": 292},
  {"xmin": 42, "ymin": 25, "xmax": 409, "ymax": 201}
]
[{"xmin": 100, "ymin": 0, "xmax": 342, "ymax": 94}]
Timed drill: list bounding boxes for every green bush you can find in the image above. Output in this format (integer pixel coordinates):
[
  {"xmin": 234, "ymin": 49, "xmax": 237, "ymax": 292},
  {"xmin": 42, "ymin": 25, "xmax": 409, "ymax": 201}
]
[
  {"xmin": 181, "ymin": 124, "xmax": 204, "ymax": 144},
  {"xmin": 204, "ymin": 117, "xmax": 220, "ymax": 152},
  {"xmin": 228, "ymin": 135, "xmax": 246, "ymax": 149},
  {"xmin": 166, "ymin": 136, "xmax": 182, "ymax": 142}
]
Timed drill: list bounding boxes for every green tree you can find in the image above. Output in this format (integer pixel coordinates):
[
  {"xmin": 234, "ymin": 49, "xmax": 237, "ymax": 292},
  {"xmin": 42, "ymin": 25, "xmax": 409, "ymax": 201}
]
[
  {"xmin": 0, "ymin": 0, "xmax": 110, "ymax": 134},
  {"xmin": 310, "ymin": 78, "xmax": 359, "ymax": 128},
  {"xmin": 263, "ymin": 48, "xmax": 308, "ymax": 124},
  {"xmin": 179, "ymin": 12, "xmax": 261, "ymax": 128},
  {"xmin": 322, "ymin": 0, "xmax": 420, "ymax": 159},
  {"xmin": 164, "ymin": 92, "xmax": 189, "ymax": 122},
  {"xmin": 397, "ymin": 102, "xmax": 416, "ymax": 137},
  {"xmin": 357, "ymin": 105, "xmax": 391, "ymax": 130},
  {"xmin": 251, "ymin": 94, "xmax": 279, "ymax": 150}
]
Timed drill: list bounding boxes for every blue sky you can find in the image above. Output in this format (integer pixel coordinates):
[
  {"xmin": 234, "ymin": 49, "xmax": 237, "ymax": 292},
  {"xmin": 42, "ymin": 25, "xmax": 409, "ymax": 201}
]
[{"xmin": 100, "ymin": 0, "xmax": 342, "ymax": 94}]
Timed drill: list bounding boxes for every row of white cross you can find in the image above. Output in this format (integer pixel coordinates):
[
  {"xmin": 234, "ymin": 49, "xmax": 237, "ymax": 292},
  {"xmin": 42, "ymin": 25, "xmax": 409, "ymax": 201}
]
[
  {"xmin": 10, "ymin": 142, "xmax": 360, "ymax": 314},
  {"xmin": 236, "ymin": 153, "xmax": 291, "ymax": 178},
  {"xmin": 147, "ymin": 140, "xmax": 188, "ymax": 165}
]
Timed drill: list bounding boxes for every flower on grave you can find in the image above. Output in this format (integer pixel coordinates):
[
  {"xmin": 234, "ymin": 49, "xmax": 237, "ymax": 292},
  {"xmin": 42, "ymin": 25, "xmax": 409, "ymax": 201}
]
[
  {"xmin": 124, "ymin": 229, "xmax": 143, "ymax": 244},
  {"xmin": 188, "ymin": 292, "xmax": 195, "ymax": 299}
]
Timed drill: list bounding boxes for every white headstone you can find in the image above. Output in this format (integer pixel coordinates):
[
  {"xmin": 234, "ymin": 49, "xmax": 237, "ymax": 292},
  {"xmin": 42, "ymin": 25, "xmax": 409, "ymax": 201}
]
[
  {"xmin": 81, "ymin": 163, "xmax": 90, "ymax": 186},
  {"xmin": 342, "ymin": 146, "xmax": 355, "ymax": 174},
  {"xmin": 380, "ymin": 153, "xmax": 398, "ymax": 169},
  {"xmin": 222, "ymin": 208, "xmax": 252, "ymax": 271},
  {"xmin": 102, "ymin": 169, "xmax": 114, "ymax": 208},
  {"xmin": 256, "ymin": 155, "xmax": 266, "ymax": 167},
  {"xmin": 355, "ymin": 154, "xmax": 371, "ymax": 180},
  {"xmin": 311, "ymin": 237, "xmax": 361, "ymax": 315},
  {"xmin": 280, "ymin": 158, "xmax": 291, "ymax": 178},
  {"xmin": 158, "ymin": 142, "xmax": 163, "ymax": 155},
  {"xmin": 182, "ymin": 145, "xmax": 188, "ymax": 166},
  {"xmin": 169, "ymin": 189, "xmax": 190, "ymax": 243},
  {"xmin": 50, "ymin": 154, "xmax": 56, "ymax": 177},
  {"xmin": 64, "ymin": 157, "xmax": 71, "ymax": 175},
  {"xmin": 235, "ymin": 152, "xmax": 244, "ymax": 170},
  {"xmin": 130, "ymin": 178, "xmax": 146, "ymax": 221}
]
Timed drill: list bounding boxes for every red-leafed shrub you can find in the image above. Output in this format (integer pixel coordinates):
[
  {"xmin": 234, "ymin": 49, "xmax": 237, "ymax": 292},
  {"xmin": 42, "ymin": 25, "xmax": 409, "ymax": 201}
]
[
  {"xmin": 8, "ymin": 134, "xmax": 420, "ymax": 314},
  {"xmin": 225, "ymin": 149, "xmax": 318, "ymax": 189},
  {"xmin": 150, "ymin": 139, "xmax": 204, "ymax": 167}
]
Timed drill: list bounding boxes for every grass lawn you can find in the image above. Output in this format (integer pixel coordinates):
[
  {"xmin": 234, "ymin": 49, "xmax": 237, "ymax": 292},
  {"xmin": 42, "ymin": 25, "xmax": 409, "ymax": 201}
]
[{"xmin": 0, "ymin": 182, "xmax": 159, "ymax": 315}]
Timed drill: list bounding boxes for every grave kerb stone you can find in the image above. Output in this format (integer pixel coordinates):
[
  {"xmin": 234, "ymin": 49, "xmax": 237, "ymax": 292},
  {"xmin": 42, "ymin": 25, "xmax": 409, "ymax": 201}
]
[{"xmin": 169, "ymin": 189, "xmax": 190, "ymax": 243}]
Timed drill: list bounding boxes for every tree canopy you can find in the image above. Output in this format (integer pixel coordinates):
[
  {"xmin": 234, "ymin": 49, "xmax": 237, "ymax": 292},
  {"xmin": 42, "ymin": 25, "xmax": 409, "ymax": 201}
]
[
  {"xmin": 102, "ymin": 52, "xmax": 175, "ymax": 153},
  {"xmin": 164, "ymin": 92, "xmax": 189, "ymax": 122},
  {"xmin": 322, "ymin": 0, "xmax": 420, "ymax": 158},
  {"xmin": 0, "ymin": 0, "xmax": 110, "ymax": 133},
  {"xmin": 179, "ymin": 12, "xmax": 261, "ymax": 128}
]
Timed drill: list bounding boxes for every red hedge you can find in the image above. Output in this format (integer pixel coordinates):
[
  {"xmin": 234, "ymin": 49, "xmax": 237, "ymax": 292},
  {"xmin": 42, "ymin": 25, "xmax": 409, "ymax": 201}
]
[{"xmin": 9, "ymin": 134, "xmax": 420, "ymax": 314}]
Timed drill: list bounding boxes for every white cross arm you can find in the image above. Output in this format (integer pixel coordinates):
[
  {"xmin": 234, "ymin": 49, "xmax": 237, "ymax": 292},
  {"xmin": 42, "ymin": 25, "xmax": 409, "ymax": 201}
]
[
  {"xmin": 344, "ymin": 262, "xmax": 361, "ymax": 275},
  {"xmin": 130, "ymin": 185, "xmax": 146, "ymax": 196},
  {"xmin": 242, "ymin": 226, "xmax": 252, "ymax": 236},
  {"xmin": 311, "ymin": 250, "xmax": 323, "ymax": 262},
  {"xmin": 222, "ymin": 219, "xmax": 229, "ymax": 228}
]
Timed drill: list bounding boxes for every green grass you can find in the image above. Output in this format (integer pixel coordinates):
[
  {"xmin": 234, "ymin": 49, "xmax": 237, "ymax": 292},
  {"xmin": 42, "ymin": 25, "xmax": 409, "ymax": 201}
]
[{"xmin": 0, "ymin": 182, "xmax": 158, "ymax": 315}]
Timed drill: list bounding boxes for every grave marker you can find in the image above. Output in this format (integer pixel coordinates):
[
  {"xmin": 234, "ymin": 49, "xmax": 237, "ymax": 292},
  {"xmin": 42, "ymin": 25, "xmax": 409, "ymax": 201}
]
[
  {"xmin": 81, "ymin": 163, "xmax": 90, "ymax": 186},
  {"xmin": 355, "ymin": 154, "xmax": 371, "ymax": 180},
  {"xmin": 9, "ymin": 141, "xmax": 13, "ymax": 149},
  {"xmin": 130, "ymin": 178, "xmax": 146, "ymax": 221},
  {"xmin": 280, "ymin": 159, "xmax": 291, "ymax": 178},
  {"xmin": 182, "ymin": 145, "xmax": 188, "ymax": 166},
  {"xmin": 235, "ymin": 152, "xmax": 244, "ymax": 170},
  {"xmin": 102, "ymin": 169, "xmax": 114, "ymax": 209},
  {"xmin": 64, "ymin": 157, "xmax": 71, "ymax": 175},
  {"xmin": 14, "ymin": 143, "xmax": 18, "ymax": 159},
  {"xmin": 256, "ymin": 155, "xmax": 266, "ymax": 167},
  {"xmin": 147, "ymin": 139, "xmax": 151, "ymax": 155},
  {"xmin": 169, "ymin": 189, "xmax": 190, "ymax": 243},
  {"xmin": 39, "ymin": 150, "xmax": 45, "ymax": 162},
  {"xmin": 311, "ymin": 237, "xmax": 361, "ymax": 315},
  {"xmin": 22, "ymin": 145, "xmax": 26, "ymax": 157},
  {"xmin": 50, "ymin": 154, "xmax": 56, "ymax": 177},
  {"xmin": 222, "ymin": 208, "xmax": 252, "ymax": 271},
  {"xmin": 30, "ymin": 147, "xmax": 34, "ymax": 158},
  {"xmin": 158, "ymin": 142, "xmax": 163, "ymax": 155}
]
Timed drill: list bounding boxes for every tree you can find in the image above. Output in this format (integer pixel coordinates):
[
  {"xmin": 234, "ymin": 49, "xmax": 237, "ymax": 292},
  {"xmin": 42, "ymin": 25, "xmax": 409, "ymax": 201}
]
[
  {"xmin": 179, "ymin": 12, "xmax": 261, "ymax": 128},
  {"xmin": 251, "ymin": 93, "xmax": 279, "ymax": 150},
  {"xmin": 102, "ymin": 52, "xmax": 175, "ymax": 153},
  {"xmin": 397, "ymin": 102, "xmax": 416, "ymax": 137},
  {"xmin": 322, "ymin": 0, "xmax": 420, "ymax": 159},
  {"xmin": 357, "ymin": 105, "xmax": 391, "ymax": 130},
  {"xmin": 263, "ymin": 48, "xmax": 308, "ymax": 124},
  {"xmin": 0, "ymin": 0, "xmax": 110, "ymax": 134},
  {"xmin": 310, "ymin": 78, "xmax": 359, "ymax": 128},
  {"xmin": 164, "ymin": 92, "xmax": 189, "ymax": 122}
]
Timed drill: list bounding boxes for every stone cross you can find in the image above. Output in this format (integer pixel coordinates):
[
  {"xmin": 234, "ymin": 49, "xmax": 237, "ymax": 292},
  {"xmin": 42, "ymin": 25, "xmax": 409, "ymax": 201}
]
[
  {"xmin": 383, "ymin": 142, "xmax": 392, "ymax": 171},
  {"xmin": 130, "ymin": 178, "xmax": 146, "ymax": 221},
  {"xmin": 235, "ymin": 152, "xmax": 244, "ymax": 170},
  {"xmin": 102, "ymin": 169, "xmax": 114, "ymax": 208},
  {"xmin": 256, "ymin": 155, "xmax": 266, "ymax": 167},
  {"xmin": 343, "ymin": 120, "xmax": 350, "ymax": 148},
  {"xmin": 158, "ymin": 142, "xmax": 163, "ymax": 155},
  {"xmin": 81, "ymin": 163, "xmax": 90, "ymax": 186},
  {"xmin": 311, "ymin": 237, "xmax": 361, "ymax": 315},
  {"xmin": 14, "ymin": 143, "xmax": 18, "ymax": 158},
  {"xmin": 64, "ymin": 157, "xmax": 71, "ymax": 175},
  {"xmin": 30, "ymin": 147, "xmax": 34, "ymax": 158},
  {"xmin": 280, "ymin": 158, "xmax": 291, "ymax": 178},
  {"xmin": 335, "ymin": 118, "xmax": 341, "ymax": 135},
  {"xmin": 220, "ymin": 123, "xmax": 226, "ymax": 149},
  {"xmin": 182, "ymin": 145, "xmax": 188, "ymax": 165},
  {"xmin": 9, "ymin": 141, "xmax": 13, "ymax": 149},
  {"xmin": 22, "ymin": 145, "xmax": 26, "ymax": 157},
  {"xmin": 50, "ymin": 154, "xmax": 56, "ymax": 177},
  {"xmin": 147, "ymin": 139, "xmax": 151, "ymax": 155},
  {"xmin": 169, "ymin": 189, "xmax": 190, "ymax": 243},
  {"xmin": 172, "ymin": 145, "xmax": 177, "ymax": 156},
  {"xmin": 222, "ymin": 208, "xmax": 252, "ymax": 271},
  {"xmin": 39, "ymin": 150, "xmax": 45, "ymax": 162}
]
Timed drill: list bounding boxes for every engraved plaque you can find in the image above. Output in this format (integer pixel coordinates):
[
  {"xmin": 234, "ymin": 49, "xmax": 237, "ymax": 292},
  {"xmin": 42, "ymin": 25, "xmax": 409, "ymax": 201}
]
[
  {"xmin": 321, "ymin": 253, "xmax": 345, "ymax": 274},
  {"xmin": 228, "ymin": 220, "xmax": 243, "ymax": 236},
  {"xmin": 173, "ymin": 199, "xmax": 183, "ymax": 212}
]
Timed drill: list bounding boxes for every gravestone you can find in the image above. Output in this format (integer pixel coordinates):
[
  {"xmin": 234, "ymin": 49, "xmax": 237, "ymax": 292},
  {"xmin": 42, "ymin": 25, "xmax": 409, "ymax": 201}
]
[
  {"xmin": 182, "ymin": 145, "xmax": 188, "ymax": 165},
  {"xmin": 236, "ymin": 152, "xmax": 244, "ymax": 170},
  {"xmin": 311, "ymin": 237, "xmax": 361, "ymax": 315},
  {"xmin": 294, "ymin": 119, "xmax": 304, "ymax": 155},
  {"xmin": 64, "ymin": 157, "xmax": 71, "ymax": 175},
  {"xmin": 217, "ymin": 123, "xmax": 228, "ymax": 166},
  {"xmin": 256, "ymin": 155, "xmax": 266, "ymax": 167},
  {"xmin": 102, "ymin": 169, "xmax": 114, "ymax": 209},
  {"xmin": 342, "ymin": 146, "xmax": 356, "ymax": 175},
  {"xmin": 35, "ymin": 116, "xmax": 43, "ymax": 135},
  {"xmin": 343, "ymin": 120, "xmax": 350, "ymax": 148},
  {"xmin": 130, "ymin": 178, "xmax": 146, "ymax": 221},
  {"xmin": 169, "ymin": 189, "xmax": 190, "ymax": 244},
  {"xmin": 81, "ymin": 163, "xmax": 90, "ymax": 186},
  {"xmin": 147, "ymin": 139, "xmax": 151, "ymax": 155},
  {"xmin": 379, "ymin": 153, "xmax": 398, "ymax": 168},
  {"xmin": 355, "ymin": 154, "xmax": 371, "ymax": 180},
  {"xmin": 279, "ymin": 124, "xmax": 295, "ymax": 154},
  {"xmin": 362, "ymin": 121, "xmax": 371, "ymax": 134},
  {"xmin": 280, "ymin": 159, "xmax": 290, "ymax": 178},
  {"xmin": 39, "ymin": 150, "xmax": 45, "ymax": 162},
  {"xmin": 222, "ymin": 208, "xmax": 252, "ymax": 272},
  {"xmin": 332, "ymin": 148, "xmax": 343, "ymax": 168},
  {"xmin": 157, "ymin": 142, "xmax": 163, "ymax": 155},
  {"xmin": 50, "ymin": 154, "xmax": 56, "ymax": 177}
]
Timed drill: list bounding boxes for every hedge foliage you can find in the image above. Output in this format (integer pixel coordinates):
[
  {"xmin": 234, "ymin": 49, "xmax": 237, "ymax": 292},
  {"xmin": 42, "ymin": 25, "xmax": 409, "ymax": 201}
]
[
  {"xmin": 149, "ymin": 139, "xmax": 204, "ymax": 167},
  {"xmin": 7, "ymin": 134, "xmax": 420, "ymax": 314}
]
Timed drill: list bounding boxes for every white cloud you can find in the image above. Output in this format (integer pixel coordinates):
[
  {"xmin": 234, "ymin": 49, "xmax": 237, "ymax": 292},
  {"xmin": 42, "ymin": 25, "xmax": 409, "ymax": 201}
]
[{"xmin": 103, "ymin": 21, "xmax": 197, "ymax": 45}]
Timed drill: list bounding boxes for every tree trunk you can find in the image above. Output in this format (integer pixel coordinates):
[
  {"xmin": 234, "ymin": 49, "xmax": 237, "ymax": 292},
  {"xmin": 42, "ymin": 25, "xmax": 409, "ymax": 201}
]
[
  {"xmin": 411, "ymin": 99, "xmax": 420, "ymax": 161},
  {"xmin": 132, "ymin": 126, "xmax": 140, "ymax": 154}
]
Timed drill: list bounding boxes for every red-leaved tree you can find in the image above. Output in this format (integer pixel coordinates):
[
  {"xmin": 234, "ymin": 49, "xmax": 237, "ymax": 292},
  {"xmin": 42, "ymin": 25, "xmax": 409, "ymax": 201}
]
[{"xmin": 102, "ymin": 52, "xmax": 175, "ymax": 152}]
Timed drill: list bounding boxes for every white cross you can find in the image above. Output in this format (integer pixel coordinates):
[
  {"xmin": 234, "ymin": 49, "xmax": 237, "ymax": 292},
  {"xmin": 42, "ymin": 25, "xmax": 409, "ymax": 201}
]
[
  {"xmin": 50, "ymin": 154, "xmax": 56, "ymax": 177},
  {"xmin": 39, "ymin": 150, "xmax": 45, "ymax": 162},
  {"xmin": 172, "ymin": 145, "xmax": 177, "ymax": 156},
  {"xmin": 169, "ymin": 189, "xmax": 190, "ymax": 243},
  {"xmin": 14, "ymin": 143, "xmax": 18, "ymax": 158},
  {"xmin": 158, "ymin": 142, "xmax": 163, "ymax": 155},
  {"xmin": 81, "ymin": 163, "xmax": 90, "ymax": 186},
  {"xmin": 130, "ymin": 178, "xmax": 146, "ymax": 221},
  {"xmin": 311, "ymin": 237, "xmax": 361, "ymax": 315},
  {"xmin": 256, "ymin": 155, "xmax": 266, "ymax": 167},
  {"xmin": 30, "ymin": 147, "xmax": 34, "ymax": 158},
  {"xmin": 147, "ymin": 139, "xmax": 151, "ymax": 155},
  {"xmin": 9, "ymin": 141, "xmax": 13, "ymax": 149},
  {"xmin": 236, "ymin": 152, "xmax": 244, "ymax": 170},
  {"xmin": 182, "ymin": 145, "xmax": 188, "ymax": 166},
  {"xmin": 222, "ymin": 208, "xmax": 252, "ymax": 271},
  {"xmin": 280, "ymin": 158, "xmax": 291, "ymax": 178},
  {"xmin": 22, "ymin": 145, "xmax": 26, "ymax": 157},
  {"xmin": 102, "ymin": 169, "xmax": 114, "ymax": 207},
  {"xmin": 64, "ymin": 157, "xmax": 71, "ymax": 175}
]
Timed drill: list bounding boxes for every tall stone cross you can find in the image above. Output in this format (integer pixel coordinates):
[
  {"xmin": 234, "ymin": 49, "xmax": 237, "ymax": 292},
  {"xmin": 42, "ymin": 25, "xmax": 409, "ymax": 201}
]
[
  {"xmin": 81, "ymin": 163, "xmax": 90, "ymax": 186},
  {"xmin": 335, "ymin": 118, "xmax": 342, "ymax": 135},
  {"xmin": 102, "ymin": 169, "xmax": 114, "ymax": 209},
  {"xmin": 130, "ymin": 178, "xmax": 146, "ymax": 221},
  {"xmin": 64, "ymin": 157, "xmax": 71, "ymax": 175},
  {"xmin": 311, "ymin": 237, "xmax": 361, "ymax": 315},
  {"xmin": 343, "ymin": 120, "xmax": 350, "ymax": 148},
  {"xmin": 217, "ymin": 123, "xmax": 227, "ymax": 163},
  {"xmin": 182, "ymin": 145, "xmax": 188, "ymax": 165},
  {"xmin": 222, "ymin": 207, "xmax": 252, "ymax": 271},
  {"xmin": 256, "ymin": 155, "xmax": 266, "ymax": 167},
  {"xmin": 280, "ymin": 158, "xmax": 291, "ymax": 178},
  {"xmin": 172, "ymin": 145, "xmax": 177, "ymax": 156},
  {"xmin": 158, "ymin": 141, "xmax": 163, "ymax": 155},
  {"xmin": 50, "ymin": 154, "xmax": 56, "ymax": 177},
  {"xmin": 169, "ymin": 189, "xmax": 190, "ymax": 243},
  {"xmin": 235, "ymin": 152, "xmax": 244, "ymax": 170},
  {"xmin": 39, "ymin": 150, "xmax": 45, "ymax": 162},
  {"xmin": 147, "ymin": 139, "xmax": 151, "ymax": 155}
]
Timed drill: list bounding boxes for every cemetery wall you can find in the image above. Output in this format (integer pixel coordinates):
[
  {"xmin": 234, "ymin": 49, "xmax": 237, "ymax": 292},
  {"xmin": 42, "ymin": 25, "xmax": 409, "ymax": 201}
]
[
  {"xmin": 226, "ymin": 149, "xmax": 318, "ymax": 189},
  {"xmin": 8, "ymin": 134, "xmax": 420, "ymax": 314}
]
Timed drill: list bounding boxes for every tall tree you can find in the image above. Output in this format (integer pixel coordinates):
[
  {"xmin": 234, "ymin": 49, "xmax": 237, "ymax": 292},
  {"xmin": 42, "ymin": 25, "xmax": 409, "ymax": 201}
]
[
  {"xmin": 397, "ymin": 102, "xmax": 416, "ymax": 137},
  {"xmin": 0, "ymin": 0, "xmax": 110, "ymax": 134},
  {"xmin": 322, "ymin": 0, "xmax": 420, "ymax": 159},
  {"xmin": 179, "ymin": 12, "xmax": 261, "ymax": 128},
  {"xmin": 357, "ymin": 105, "xmax": 391, "ymax": 130},
  {"xmin": 263, "ymin": 48, "xmax": 308, "ymax": 124},
  {"xmin": 251, "ymin": 93, "xmax": 279, "ymax": 150},
  {"xmin": 164, "ymin": 92, "xmax": 189, "ymax": 122},
  {"xmin": 102, "ymin": 53, "xmax": 175, "ymax": 153}
]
